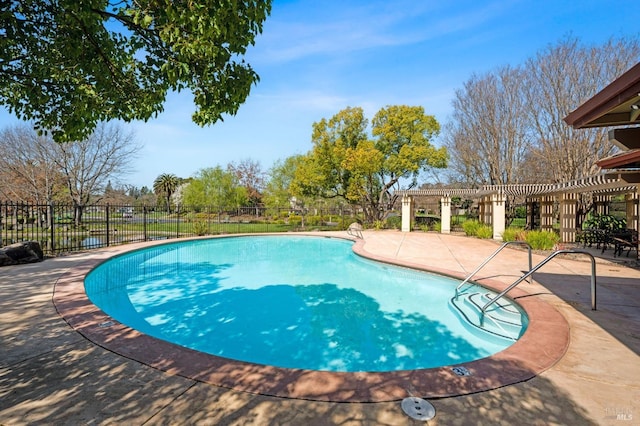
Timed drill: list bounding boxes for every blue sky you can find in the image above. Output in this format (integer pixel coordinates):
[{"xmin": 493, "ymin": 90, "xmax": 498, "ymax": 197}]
[{"xmin": 1, "ymin": 0, "xmax": 638, "ymax": 188}]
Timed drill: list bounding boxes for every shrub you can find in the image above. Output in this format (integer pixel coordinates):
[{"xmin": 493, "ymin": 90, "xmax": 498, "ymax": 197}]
[
  {"xmin": 337, "ymin": 221, "xmax": 351, "ymax": 231},
  {"xmin": 502, "ymin": 227, "xmax": 523, "ymax": 242},
  {"xmin": 288, "ymin": 215, "xmax": 302, "ymax": 226},
  {"xmin": 373, "ymin": 220, "xmax": 385, "ymax": 230},
  {"xmin": 461, "ymin": 220, "xmax": 492, "ymax": 238},
  {"xmin": 386, "ymin": 215, "xmax": 402, "ymax": 230},
  {"xmin": 583, "ymin": 214, "xmax": 626, "ymax": 231},
  {"xmin": 525, "ymin": 230, "xmax": 559, "ymax": 250},
  {"xmin": 192, "ymin": 220, "xmax": 208, "ymax": 236},
  {"xmin": 475, "ymin": 224, "xmax": 493, "ymax": 239},
  {"xmin": 462, "ymin": 220, "xmax": 480, "ymax": 236},
  {"xmin": 306, "ymin": 215, "xmax": 322, "ymax": 226}
]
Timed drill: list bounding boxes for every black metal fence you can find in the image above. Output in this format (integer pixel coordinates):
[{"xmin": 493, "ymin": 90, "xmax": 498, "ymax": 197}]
[{"xmin": 0, "ymin": 201, "xmax": 358, "ymax": 256}]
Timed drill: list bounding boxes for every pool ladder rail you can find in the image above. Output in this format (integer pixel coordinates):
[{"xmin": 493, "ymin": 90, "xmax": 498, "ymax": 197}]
[
  {"xmin": 452, "ymin": 246, "xmax": 598, "ymax": 339},
  {"xmin": 347, "ymin": 222, "xmax": 364, "ymax": 239},
  {"xmin": 454, "ymin": 241, "xmax": 534, "ymax": 298}
]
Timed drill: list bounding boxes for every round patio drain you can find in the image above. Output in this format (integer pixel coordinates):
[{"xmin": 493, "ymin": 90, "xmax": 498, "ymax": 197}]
[{"xmin": 401, "ymin": 397, "xmax": 435, "ymax": 421}]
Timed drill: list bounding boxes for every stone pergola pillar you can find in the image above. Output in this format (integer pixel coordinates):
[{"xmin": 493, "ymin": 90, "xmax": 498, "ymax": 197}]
[
  {"xmin": 440, "ymin": 196, "xmax": 451, "ymax": 234},
  {"xmin": 401, "ymin": 195, "xmax": 414, "ymax": 232},
  {"xmin": 559, "ymin": 192, "xmax": 577, "ymax": 243},
  {"xmin": 540, "ymin": 196, "xmax": 555, "ymax": 232},
  {"xmin": 491, "ymin": 193, "xmax": 506, "ymax": 240}
]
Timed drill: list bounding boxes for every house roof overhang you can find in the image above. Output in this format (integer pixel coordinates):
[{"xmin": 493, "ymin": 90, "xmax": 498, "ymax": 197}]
[
  {"xmin": 564, "ymin": 62, "xmax": 640, "ymax": 129},
  {"xmin": 609, "ymin": 127, "xmax": 640, "ymax": 150},
  {"xmin": 597, "ymin": 150, "xmax": 640, "ymax": 170}
]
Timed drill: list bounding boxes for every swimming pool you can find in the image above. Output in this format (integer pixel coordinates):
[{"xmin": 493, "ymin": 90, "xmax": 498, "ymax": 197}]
[{"xmin": 85, "ymin": 235, "xmax": 526, "ymax": 372}]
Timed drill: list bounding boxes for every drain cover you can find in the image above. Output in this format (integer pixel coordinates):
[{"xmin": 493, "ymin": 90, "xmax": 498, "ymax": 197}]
[
  {"xmin": 401, "ymin": 397, "xmax": 435, "ymax": 421},
  {"xmin": 451, "ymin": 366, "xmax": 471, "ymax": 376}
]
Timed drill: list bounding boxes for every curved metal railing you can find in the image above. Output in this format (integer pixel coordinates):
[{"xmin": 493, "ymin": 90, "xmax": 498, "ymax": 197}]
[
  {"xmin": 481, "ymin": 249, "xmax": 597, "ymax": 314},
  {"xmin": 455, "ymin": 241, "xmax": 533, "ymax": 298}
]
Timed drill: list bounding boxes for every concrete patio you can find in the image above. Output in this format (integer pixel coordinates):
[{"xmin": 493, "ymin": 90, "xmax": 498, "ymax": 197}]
[{"xmin": 1, "ymin": 231, "xmax": 638, "ymax": 425}]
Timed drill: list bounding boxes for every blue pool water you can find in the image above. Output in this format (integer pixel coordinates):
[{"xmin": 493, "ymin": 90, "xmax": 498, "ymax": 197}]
[{"xmin": 85, "ymin": 235, "xmax": 524, "ymax": 372}]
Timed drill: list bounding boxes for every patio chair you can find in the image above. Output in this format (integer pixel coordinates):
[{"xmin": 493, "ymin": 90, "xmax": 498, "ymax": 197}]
[{"xmin": 612, "ymin": 229, "xmax": 638, "ymax": 258}]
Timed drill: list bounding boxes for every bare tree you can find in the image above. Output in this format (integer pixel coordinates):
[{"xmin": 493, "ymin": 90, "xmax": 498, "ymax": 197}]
[
  {"xmin": 444, "ymin": 65, "xmax": 531, "ymax": 186},
  {"xmin": 0, "ymin": 125, "xmax": 62, "ymax": 204},
  {"xmin": 523, "ymin": 36, "xmax": 640, "ymax": 226},
  {"xmin": 53, "ymin": 123, "xmax": 141, "ymax": 225},
  {"xmin": 524, "ymin": 36, "xmax": 640, "ymax": 182},
  {"xmin": 444, "ymin": 36, "xmax": 640, "ymax": 189}
]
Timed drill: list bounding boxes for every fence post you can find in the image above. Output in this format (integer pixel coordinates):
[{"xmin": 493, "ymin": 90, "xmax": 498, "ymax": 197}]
[
  {"xmin": 143, "ymin": 206, "xmax": 148, "ymax": 241},
  {"xmin": 176, "ymin": 205, "xmax": 180, "ymax": 238},
  {"xmin": 18, "ymin": 201, "xmax": 23, "ymax": 240},
  {"xmin": 49, "ymin": 202, "xmax": 55, "ymax": 254},
  {"xmin": 106, "ymin": 204, "xmax": 110, "ymax": 247},
  {"xmin": 1, "ymin": 201, "xmax": 4, "ymax": 246}
]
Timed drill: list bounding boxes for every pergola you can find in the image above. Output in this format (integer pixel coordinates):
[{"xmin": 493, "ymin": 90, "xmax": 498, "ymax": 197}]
[
  {"xmin": 397, "ymin": 62, "xmax": 640, "ymax": 246},
  {"xmin": 397, "ymin": 176, "xmax": 637, "ymax": 242}
]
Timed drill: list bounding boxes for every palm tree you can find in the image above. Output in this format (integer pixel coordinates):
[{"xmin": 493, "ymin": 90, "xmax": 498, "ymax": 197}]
[{"xmin": 153, "ymin": 173, "xmax": 179, "ymax": 213}]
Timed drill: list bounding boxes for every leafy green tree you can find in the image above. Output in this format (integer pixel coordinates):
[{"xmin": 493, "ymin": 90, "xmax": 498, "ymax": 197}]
[
  {"xmin": 128, "ymin": 185, "xmax": 157, "ymax": 209},
  {"xmin": 0, "ymin": 0, "xmax": 272, "ymax": 142},
  {"xmin": 182, "ymin": 166, "xmax": 248, "ymax": 210},
  {"xmin": 369, "ymin": 105, "xmax": 447, "ymax": 219},
  {"xmin": 292, "ymin": 107, "xmax": 368, "ymax": 200},
  {"xmin": 153, "ymin": 173, "xmax": 179, "ymax": 213},
  {"xmin": 263, "ymin": 155, "xmax": 305, "ymax": 210},
  {"xmin": 293, "ymin": 106, "xmax": 447, "ymax": 222}
]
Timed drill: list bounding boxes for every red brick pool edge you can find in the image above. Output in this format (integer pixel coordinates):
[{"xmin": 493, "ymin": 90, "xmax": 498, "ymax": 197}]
[{"xmin": 52, "ymin": 237, "xmax": 570, "ymax": 403}]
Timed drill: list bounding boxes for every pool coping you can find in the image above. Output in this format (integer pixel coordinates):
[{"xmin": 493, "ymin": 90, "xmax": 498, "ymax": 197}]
[{"xmin": 52, "ymin": 235, "xmax": 570, "ymax": 403}]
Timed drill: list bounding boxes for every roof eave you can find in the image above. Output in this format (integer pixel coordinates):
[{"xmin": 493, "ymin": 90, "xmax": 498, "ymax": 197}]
[
  {"xmin": 597, "ymin": 149, "xmax": 640, "ymax": 169},
  {"xmin": 564, "ymin": 62, "xmax": 640, "ymax": 129}
]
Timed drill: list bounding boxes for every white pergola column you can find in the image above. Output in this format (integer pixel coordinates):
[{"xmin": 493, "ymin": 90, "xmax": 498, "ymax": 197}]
[
  {"xmin": 401, "ymin": 195, "xmax": 414, "ymax": 232},
  {"xmin": 440, "ymin": 196, "xmax": 451, "ymax": 234},
  {"xmin": 559, "ymin": 192, "xmax": 577, "ymax": 243},
  {"xmin": 491, "ymin": 193, "xmax": 506, "ymax": 240}
]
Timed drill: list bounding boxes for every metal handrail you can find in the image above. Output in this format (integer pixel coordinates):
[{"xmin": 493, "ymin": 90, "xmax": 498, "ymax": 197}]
[
  {"xmin": 455, "ymin": 241, "xmax": 533, "ymax": 297},
  {"xmin": 479, "ymin": 307, "xmax": 517, "ymax": 341},
  {"xmin": 347, "ymin": 226, "xmax": 363, "ymax": 239},
  {"xmin": 481, "ymin": 249, "xmax": 597, "ymax": 314}
]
